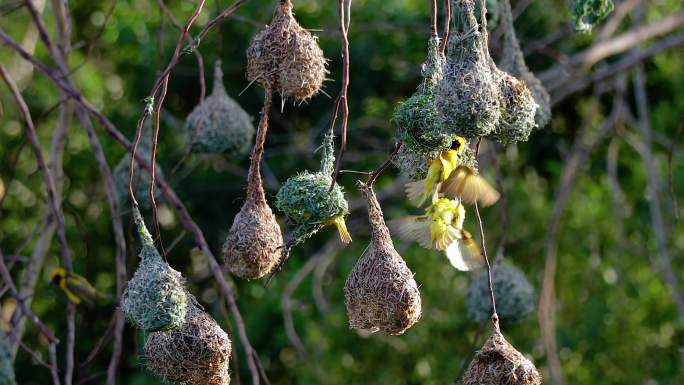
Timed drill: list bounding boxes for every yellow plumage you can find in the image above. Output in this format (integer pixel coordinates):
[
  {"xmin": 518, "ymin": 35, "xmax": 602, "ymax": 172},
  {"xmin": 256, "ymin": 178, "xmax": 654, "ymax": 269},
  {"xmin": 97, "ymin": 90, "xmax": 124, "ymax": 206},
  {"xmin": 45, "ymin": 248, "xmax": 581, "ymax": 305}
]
[
  {"xmin": 49, "ymin": 267, "xmax": 97, "ymax": 305},
  {"xmin": 325, "ymin": 215, "xmax": 352, "ymax": 244},
  {"xmin": 440, "ymin": 166, "xmax": 500, "ymax": 207},
  {"xmin": 405, "ymin": 141, "xmax": 467, "ymax": 206}
]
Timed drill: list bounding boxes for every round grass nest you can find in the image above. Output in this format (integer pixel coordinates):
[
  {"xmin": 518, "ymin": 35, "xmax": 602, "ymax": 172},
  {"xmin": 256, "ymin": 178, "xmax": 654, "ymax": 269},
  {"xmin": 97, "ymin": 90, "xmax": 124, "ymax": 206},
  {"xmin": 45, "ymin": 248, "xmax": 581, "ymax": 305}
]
[
  {"xmin": 185, "ymin": 61, "xmax": 255, "ymax": 155},
  {"xmin": 344, "ymin": 182, "xmax": 422, "ymax": 335},
  {"xmin": 435, "ymin": 0, "xmax": 501, "ymax": 138},
  {"xmin": 113, "ymin": 127, "xmax": 163, "ymax": 209},
  {"xmin": 499, "ymin": 0, "xmax": 551, "ymax": 128},
  {"xmin": 394, "ymin": 37, "xmax": 455, "ymax": 153},
  {"xmin": 145, "ymin": 304, "xmax": 232, "ymax": 385},
  {"xmin": 488, "ymin": 69, "xmax": 537, "ymax": 144},
  {"xmin": 122, "ymin": 207, "xmax": 188, "ymax": 332},
  {"xmin": 245, "ymin": 0, "xmax": 327, "ymax": 102},
  {"xmin": 0, "ymin": 331, "xmax": 17, "ymax": 385},
  {"xmin": 463, "ymin": 329, "xmax": 541, "ymax": 385},
  {"xmin": 466, "ymin": 261, "xmax": 535, "ymax": 323}
]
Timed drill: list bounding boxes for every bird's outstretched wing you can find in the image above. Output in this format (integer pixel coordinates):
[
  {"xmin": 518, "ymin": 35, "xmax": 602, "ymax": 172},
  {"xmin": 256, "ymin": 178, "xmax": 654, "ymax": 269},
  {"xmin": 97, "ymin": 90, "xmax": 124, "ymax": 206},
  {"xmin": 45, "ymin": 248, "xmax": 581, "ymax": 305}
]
[
  {"xmin": 389, "ymin": 215, "xmax": 432, "ymax": 249},
  {"xmin": 441, "ymin": 166, "xmax": 500, "ymax": 207},
  {"xmin": 445, "ymin": 230, "xmax": 484, "ymax": 271}
]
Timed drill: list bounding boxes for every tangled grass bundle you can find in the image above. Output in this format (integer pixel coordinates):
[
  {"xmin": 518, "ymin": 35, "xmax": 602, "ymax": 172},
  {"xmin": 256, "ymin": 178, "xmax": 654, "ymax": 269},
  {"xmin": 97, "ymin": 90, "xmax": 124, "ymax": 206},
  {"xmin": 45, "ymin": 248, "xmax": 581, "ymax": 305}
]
[
  {"xmin": 276, "ymin": 132, "xmax": 350, "ymax": 245},
  {"xmin": 122, "ymin": 206, "xmax": 188, "ymax": 332},
  {"xmin": 464, "ymin": 329, "xmax": 541, "ymax": 385},
  {"xmin": 394, "ymin": 37, "xmax": 455, "ymax": 153},
  {"xmin": 499, "ymin": 0, "xmax": 551, "ymax": 128},
  {"xmin": 145, "ymin": 303, "xmax": 232, "ymax": 385},
  {"xmin": 185, "ymin": 61, "xmax": 254, "ymax": 155},
  {"xmin": 245, "ymin": 0, "xmax": 327, "ymax": 102},
  {"xmin": 572, "ymin": 0, "xmax": 614, "ymax": 32},
  {"xmin": 112, "ymin": 127, "xmax": 163, "ymax": 208},
  {"xmin": 0, "ymin": 331, "xmax": 17, "ymax": 385},
  {"xmin": 344, "ymin": 182, "xmax": 421, "ymax": 335},
  {"xmin": 435, "ymin": 0, "xmax": 501, "ymax": 138},
  {"xmin": 223, "ymin": 91, "xmax": 283, "ymax": 279},
  {"xmin": 466, "ymin": 261, "xmax": 535, "ymax": 323},
  {"xmin": 488, "ymin": 68, "xmax": 538, "ymax": 144}
]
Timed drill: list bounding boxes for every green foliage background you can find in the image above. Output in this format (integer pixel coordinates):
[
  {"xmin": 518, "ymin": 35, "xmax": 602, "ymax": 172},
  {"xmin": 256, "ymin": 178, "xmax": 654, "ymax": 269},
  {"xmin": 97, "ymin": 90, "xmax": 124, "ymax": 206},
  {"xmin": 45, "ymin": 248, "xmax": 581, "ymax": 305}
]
[{"xmin": 1, "ymin": 0, "xmax": 683, "ymax": 384}]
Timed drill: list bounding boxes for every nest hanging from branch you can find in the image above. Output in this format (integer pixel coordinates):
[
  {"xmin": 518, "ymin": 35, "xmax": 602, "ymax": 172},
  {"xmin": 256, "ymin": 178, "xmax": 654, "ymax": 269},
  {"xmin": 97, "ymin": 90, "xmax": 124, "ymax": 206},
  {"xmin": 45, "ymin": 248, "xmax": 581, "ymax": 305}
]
[
  {"xmin": 122, "ymin": 206, "xmax": 188, "ymax": 332},
  {"xmin": 488, "ymin": 67, "xmax": 538, "ymax": 144},
  {"xmin": 246, "ymin": 0, "xmax": 328, "ymax": 103},
  {"xmin": 145, "ymin": 303, "xmax": 232, "ymax": 385},
  {"xmin": 463, "ymin": 329, "xmax": 542, "ymax": 385},
  {"xmin": 466, "ymin": 261, "xmax": 535, "ymax": 323},
  {"xmin": 394, "ymin": 37, "xmax": 455, "ymax": 153},
  {"xmin": 112, "ymin": 125, "xmax": 163, "ymax": 209},
  {"xmin": 435, "ymin": 0, "xmax": 501, "ymax": 138},
  {"xmin": 184, "ymin": 61, "xmax": 255, "ymax": 155},
  {"xmin": 344, "ymin": 181, "xmax": 421, "ymax": 335},
  {"xmin": 499, "ymin": 0, "xmax": 551, "ymax": 128},
  {"xmin": 0, "ymin": 331, "xmax": 17, "ymax": 385},
  {"xmin": 223, "ymin": 90, "xmax": 283, "ymax": 280}
]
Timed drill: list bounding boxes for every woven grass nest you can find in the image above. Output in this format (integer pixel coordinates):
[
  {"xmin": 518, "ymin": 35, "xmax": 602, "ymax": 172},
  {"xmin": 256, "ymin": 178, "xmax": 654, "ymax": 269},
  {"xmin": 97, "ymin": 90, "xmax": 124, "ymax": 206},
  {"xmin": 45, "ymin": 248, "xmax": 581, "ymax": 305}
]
[
  {"xmin": 466, "ymin": 261, "xmax": 535, "ymax": 323},
  {"xmin": 572, "ymin": 0, "xmax": 614, "ymax": 32},
  {"xmin": 276, "ymin": 132, "xmax": 350, "ymax": 245},
  {"xmin": 344, "ymin": 181, "xmax": 421, "ymax": 335},
  {"xmin": 394, "ymin": 36, "xmax": 455, "ymax": 154},
  {"xmin": 463, "ymin": 329, "xmax": 541, "ymax": 385},
  {"xmin": 223, "ymin": 90, "xmax": 283, "ymax": 279},
  {"xmin": 145, "ymin": 303, "xmax": 232, "ymax": 385},
  {"xmin": 113, "ymin": 127, "xmax": 163, "ymax": 209},
  {"xmin": 499, "ymin": 0, "xmax": 551, "ymax": 128},
  {"xmin": 435, "ymin": 0, "xmax": 501, "ymax": 138},
  {"xmin": 245, "ymin": 0, "xmax": 327, "ymax": 102},
  {"xmin": 185, "ymin": 61, "xmax": 255, "ymax": 155},
  {"xmin": 0, "ymin": 331, "xmax": 17, "ymax": 385},
  {"xmin": 488, "ymin": 68, "xmax": 537, "ymax": 144},
  {"xmin": 122, "ymin": 206, "xmax": 188, "ymax": 332}
]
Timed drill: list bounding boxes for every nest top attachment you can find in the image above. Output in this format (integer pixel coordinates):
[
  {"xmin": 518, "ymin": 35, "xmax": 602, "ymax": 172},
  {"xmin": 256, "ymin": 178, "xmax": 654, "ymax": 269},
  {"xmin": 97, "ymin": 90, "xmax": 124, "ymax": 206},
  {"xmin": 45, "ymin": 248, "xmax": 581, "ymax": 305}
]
[
  {"xmin": 246, "ymin": 0, "xmax": 328, "ymax": 102},
  {"xmin": 185, "ymin": 61, "xmax": 255, "ymax": 155},
  {"xmin": 122, "ymin": 206, "xmax": 189, "ymax": 332}
]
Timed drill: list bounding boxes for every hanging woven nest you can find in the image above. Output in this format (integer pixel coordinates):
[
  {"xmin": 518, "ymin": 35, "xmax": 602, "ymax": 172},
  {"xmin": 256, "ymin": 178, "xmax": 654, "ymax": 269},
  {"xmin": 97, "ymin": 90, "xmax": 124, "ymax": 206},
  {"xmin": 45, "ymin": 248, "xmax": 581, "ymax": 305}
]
[
  {"xmin": 113, "ymin": 124, "xmax": 164, "ymax": 209},
  {"xmin": 276, "ymin": 132, "xmax": 351, "ymax": 246},
  {"xmin": 0, "ymin": 331, "xmax": 17, "ymax": 385},
  {"xmin": 394, "ymin": 36, "xmax": 455, "ymax": 153},
  {"xmin": 499, "ymin": 0, "xmax": 551, "ymax": 128},
  {"xmin": 245, "ymin": 0, "xmax": 328, "ymax": 102},
  {"xmin": 435, "ymin": 0, "xmax": 501, "ymax": 138},
  {"xmin": 344, "ymin": 181, "xmax": 422, "ymax": 335},
  {"xmin": 185, "ymin": 61, "xmax": 255, "ymax": 155},
  {"xmin": 463, "ymin": 329, "xmax": 541, "ymax": 385},
  {"xmin": 488, "ymin": 68, "xmax": 538, "ymax": 144},
  {"xmin": 223, "ymin": 91, "xmax": 283, "ymax": 280},
  {"xmin": 466, "ymin": 261, "xmax": 535, "ymax": 323},
  {"xmin": 122, "ymin": 206, "xmax": 188, "ymax": 332},
  {"xmin": 145, "ymin": 303, "xmax": 232, "ymax": 385}
]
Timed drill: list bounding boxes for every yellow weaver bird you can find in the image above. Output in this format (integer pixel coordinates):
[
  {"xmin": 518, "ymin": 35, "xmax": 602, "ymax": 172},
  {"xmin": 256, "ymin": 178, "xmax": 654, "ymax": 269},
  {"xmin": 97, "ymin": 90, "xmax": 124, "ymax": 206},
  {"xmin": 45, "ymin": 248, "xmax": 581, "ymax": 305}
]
[
  {"xmin": 49, "ymin": 267, "xmax": 97, "ymax": 305},
  {"xmin": 326, "ymin": 215, "xmax": 352, "ymax": 244},
  {"xmin": 440, "ymin": 165, "xmax": 500, "ymax": 207},
  {"xmin": 405, "ymin": 138, "xmax": 467, "ymax": 207},
  {"xmin": 390, "ymin": 198, "xmax": 484, "ymax": 271}
]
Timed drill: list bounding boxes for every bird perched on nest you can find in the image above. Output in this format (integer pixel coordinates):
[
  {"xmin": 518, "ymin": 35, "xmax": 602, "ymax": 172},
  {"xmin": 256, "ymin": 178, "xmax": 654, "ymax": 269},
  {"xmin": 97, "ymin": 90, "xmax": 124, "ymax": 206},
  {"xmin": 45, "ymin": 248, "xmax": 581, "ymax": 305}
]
[
  {"xmin": 49, "ymin": 267, "xmax": 97, "ymax": 305},
  {"xmin": 391, "ymin": 198, "xmax": 483, "ymax": 271}
]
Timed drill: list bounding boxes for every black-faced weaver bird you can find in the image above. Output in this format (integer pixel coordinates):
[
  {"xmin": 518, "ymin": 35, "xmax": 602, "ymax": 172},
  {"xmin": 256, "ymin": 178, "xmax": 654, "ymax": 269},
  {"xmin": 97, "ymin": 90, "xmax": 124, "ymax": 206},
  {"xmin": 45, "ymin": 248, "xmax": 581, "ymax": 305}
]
[{"xmin": 48, "ymin": 267, "xmax": 98, "ymax": 306}]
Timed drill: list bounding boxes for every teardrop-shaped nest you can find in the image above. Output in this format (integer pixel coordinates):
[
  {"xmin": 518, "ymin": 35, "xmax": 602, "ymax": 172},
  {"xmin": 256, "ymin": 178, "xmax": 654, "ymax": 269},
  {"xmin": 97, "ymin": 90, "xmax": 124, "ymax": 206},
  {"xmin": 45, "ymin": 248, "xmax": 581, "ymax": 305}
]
[
  {"xmin": 466, "ymin": 261, "xmax": 535, "ymax": 323},
  {"xmin": 145, "ymin": 304, "xmax": 232, "ymax": 385},
  {"xmin": 463, "ymin": 329, "xmax": 541, "ymax": 385},
  {"xmin": 0, "ymin": 331, "xmax": 17, "ymax": 385},
  {"xmin": 113, "ymin": 129, "xmax": 164, "ymax": 209},
  {"xmin": 435, "ymin": 0, "xmax": 501, "ymax": 138},
  {"xmin": 223, "ymin": 197, "xmax": 283, "ymax": 279},
  {"xmin": 185, "ymin": 63, "xmax": 255, "ymax": 155},
  {"xmin": 488, "ymin": 71, "xmax": 537, "ymax": 144},
  {"xmin": 344, "ymin": 182, "xmax": 421, "ymax": 335},
  {"xmin": 122, "ymin": 208, "xmax": 188, "ymax": 332},
  {"xmin": 245, "ymin": 0, "xmax": 327, "ymax": 102}
]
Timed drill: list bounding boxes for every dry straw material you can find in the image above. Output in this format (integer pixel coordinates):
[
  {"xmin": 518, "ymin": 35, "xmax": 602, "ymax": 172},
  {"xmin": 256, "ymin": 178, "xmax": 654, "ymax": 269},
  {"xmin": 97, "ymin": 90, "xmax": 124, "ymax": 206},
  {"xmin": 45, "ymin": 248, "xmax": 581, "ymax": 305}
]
[
  {"xmin": 344, "ymin": 181, "xmax": 421, "ymax": 335},
  {"xmin": 122, "ymin": 206, "xmax": 188, "ymax": 332},
  {"xmin": 499, "ymin": 0, "xmax": 551, "ymax": 128},
  {"xmin": 464, "ymin": 329, "xmax": 542, "ymax": 385},
  {"xmin": 246, "ymin": 0, "xmax": 327, "ymax": 102},
  {"xmin": 185, "ymin": 61, "xmax": 255, "ymax": 155},
  {"xmin": 466, "ymin": 261, "xmax": 535, "ymax": 323},
  {"xmin": 0, "ymin": 331, "xmax": 17, "ymax": 385},
  {"xmin": 223, "ymin": 90, "xmax": 283, "ymax": 279},
  {"xmin": 145, "ymin": 303, "xmax": 232, "ymax": 385},
  {"xmin": 112, "ymin": 125, "xmax": 163, "ymax": 208},
  {"xmin": 435, "ymin": 0, "xmax": 501, "ymax": 138}
]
